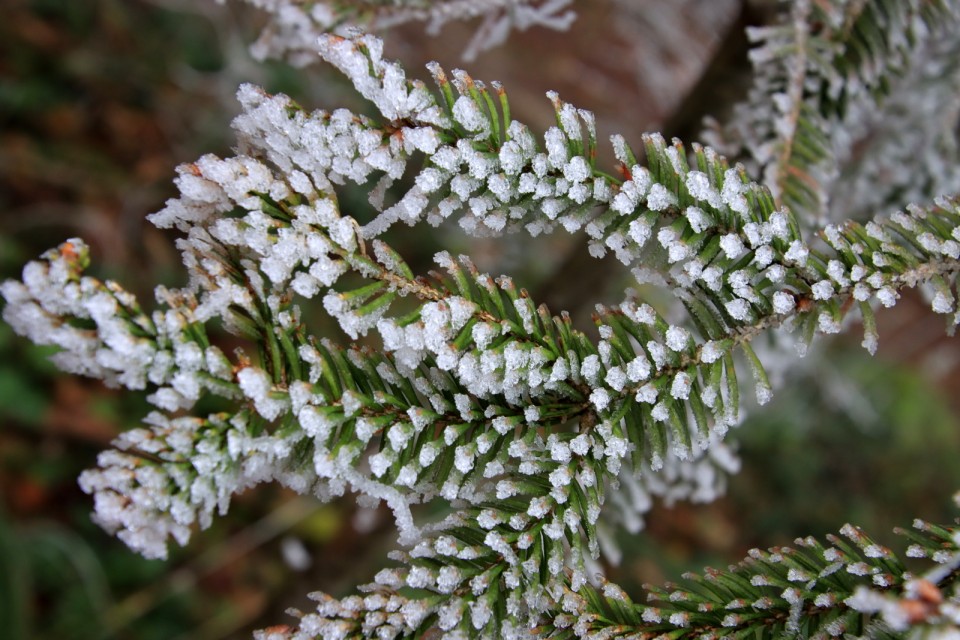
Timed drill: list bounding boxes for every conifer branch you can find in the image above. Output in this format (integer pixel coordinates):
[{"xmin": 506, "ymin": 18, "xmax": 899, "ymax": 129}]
[
  {"xmin": 709, "ymin": 0, "xmax": 960, "ymax": 225},
  {"xmin": 237, "ymin": 0, "xmax": 576, "ymax": 64},
  {"xmin": 3, "ymin": 23, "xmax": 960, "ymax": 640},
  {"xmin": 549, "ymin": 510, "xmax": 960, "ymax": 639}
]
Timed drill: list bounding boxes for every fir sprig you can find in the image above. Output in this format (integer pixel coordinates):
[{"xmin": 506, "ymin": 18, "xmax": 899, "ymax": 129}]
[
  {"xmin": 3, "ymin": 23, "xmax": 960, "ymax": 640},
  {"xmin": 237, "ymin": 0, "xmax": 576, "ymax": 65},
  {"xmin": 711, "ymin": 0, "xmax": 960, "ymax": 224},
  {"xmin": 554, "ymin": 512, "xmax": 960, "ymax": 639}
]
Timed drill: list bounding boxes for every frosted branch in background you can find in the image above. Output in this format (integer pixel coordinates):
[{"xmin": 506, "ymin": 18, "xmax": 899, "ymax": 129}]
[
  {"xmin": 829, "ymin": 33, "xmax": 960, "ymax": 222},
  {"xmin": 233, "ymin": 0, "xmax": 575, "ymax": 64},
  {"xmin": 707, "ymin": 0, "xmax": 960, "ymax": 228}
]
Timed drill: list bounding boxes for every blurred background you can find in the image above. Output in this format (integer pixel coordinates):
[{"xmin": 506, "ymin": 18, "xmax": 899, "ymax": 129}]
[{"xmin": 2, "ymin": 1, "xmax": 959, "ymax": 637}]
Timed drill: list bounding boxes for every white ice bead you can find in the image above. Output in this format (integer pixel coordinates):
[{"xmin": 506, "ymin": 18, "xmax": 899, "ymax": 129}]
[
  {"xmin": 635, "ymin": 383, "xmax": 658, "ymax": 404},
  {"xmin": 932, "ymin": 291, "xmax": 954, "ymax": 314},
  {"xmin": 631, "ymin": 166, "xmax": 652, "ymax": 196},
  {"xmin": 548, "ymin": 357, "xmax": 570, "ymax": 384},
  {"xmin": 590, "ymin": 388, "xmax": 611, "ymax": 412},
  {"xmin": 721, "ymin": 168, "xmax": 748, "ymax": 216},
  {"xmin": 499, "ymin": 142, "xmax": 527, "ymax": 176},
  {"xmin": 568, "ymin": 182, "xmax": 591, "ymax": 204},
  {"xmin": 327, "ymin": 216, "xmax": 357, "ymax": 252},
  {"xmin": 369, "ymin": 451, "xmax": 393, "ymax": 478},
  {"xmin": 853, "ymin": 283, "xmax": 872, "ymax": 301},
  {"xmin": 527, "ymin": 496, "xmax": 551, "ymax": 519},
  {"xmin": 551, "ymin": 98, "xmax": 581, "ymax": 139},
  {"xmin": 755, "ymin": 384, "xmax": 773, "ymax": 406},
  {"xmin": 354, "ymin": 417, "xmax": 379, "ymax": 444},
  {"xmin": 940, "ymin": 240, "xmax": 960, "ymax": 259},
  {"xmin": 626, "ymin": 355, "xmax": 651, "ymax": 382},
  {"xmin": 476, "ymin": 508, "xmax": 500, "ymax": 530},
  {"xmin": 470, "ymin": 601, "xmax": 493, "ymax": 630},
  {"xmin": 403, "ymin": 126, "xmax": 441, "ymax": 155},
  {"xmin": 611, "ymin": 188, "xmax": 636, "ymax": 216},
  {"xmin": 823, "ymin": 224, "xmax": 845, "ymax": 249},
  {"xmin": 877, "ymin": 287, "xmax": 898, "ymax": 308},
  {"xmin": 647, "ymin": 341, "xmax": 668, "ymax": 369},
  {"xmin": 742, "ymin": 222, "xmax": 763, "ymax": 247},
  {"xmin": 450, "ymin": 174, "xmax": 479, "ymax": 201},
  {"xmin": 701, "ymin": 266, "xmax": 723, "ymax": 291},
  {"xmin": 549, "ymin": 439, "xmax": 572, "ymax": 463},
  {"xmin": 826, "ymin": 260, "xmax": 850, "ymax": 286},
  {"xmin": 784, "ymin": 240, "xmax": 809, "ymax": 266},
  {"xmin": 768, "ymin": 210, "xmax": 791, "ymax": 240},
  {"xmin": 454, "ymin": 444, "xmax": 477, "ymax": 474},
  {"xmin": 531, "ymin": 154, "xmax": 549, "ymax": 178},
  {"xmin": 419, "ymin": 442, "xmax": 440, "ymax": 467},
  {"xmin": 685, "ymin": 171, "xmax": 721, "ymax": 208},
  {"xmin": 772, "ymin": 291, "xmax": 796, "ymax": 314},
  {"xmin": 387, "ymin": 421, "xmax": 414, "ymax": 450},
  {"xmin": 891, "ymin": 211, "xmax": 918, "ymax": 232},
  {"xmin": 657, "ymin": 227, "xmax": 690, "ymax": 263},
  {"xmin": 765, "ymin": 264, "xmax": 786, "ymax": 283},
  {"xmin": 720, "ymin": 234, "xmax": 746, "ymax": 260},
  {"xmin": 432, "ymin": 146, "xmax": 462, "ymax": 173},
  {"xmin": 447, "ymin": 296, "xmax": 477, "ymax": 331},
  {"xmin": 918, "ymin": 232, "xmax": 943, "ymax": 254},
  {"xmin": 452, "ymin": 96, "xmax": 490, "ymax": 137},
  {"xmin": 670, "ymin": 372, "xmax": 692, "ymax": 400},
  {"xmin": 753, "ymin": 245, "xmax": 775, "ymax": 269},
  {"xmin": 570, "ymin": 434, "xmax": 591, "ymax": 457},
  {"xmin": 237, "ymin": 367, "xmax": 288, "ymax": 421},
  {"xmin": 701, "ymin": 385, "xmax": 717, "ymax": 408},
  {"xmin": 496, "ymin": 480, "xmax": 519, "ymax": 500},
  {"xmin": 651, "ymin": 402, "xmax": 670, "ymax": 422},
  {"xmin": 406, "ymin": 566, "xmax": 434, "ymax": 589},
  {"xmin": 544, "ymin": 127, "xmax": 569, "ymax": 169},
  {"xmin": 665, "ymin": 326, "xmax": 690, "ymax": 352},
  {"xmin": 548, "ymin": 465, "xmax": 573, "ymax": 488},
  {"xmin": 486, "ymin": 173, "xmax": 514, "ymax": 203},
  {"xmin": 621, "ymin": 300, "xmax": 656, "ymax": 325},
  {"xmin": 604, "ymin": 366, "xmax": 627, "ymax": 392},
  {"xmin": 818, "ymin": 312, "xmax": 841, "ymax": 334},
  {"xmin": 727, "ymin": 269, "xmax": 751, "ymax": 291},
  {"xmin": 611, "ymin": 134, "xmax": 632, "ymax": 166},
  {"xmin": 700, "ymin": 341, "xmax": 724, "ymax": 364},
  {"xmin": 685, "ymin": 206, "xmax": 712, "ymax": 233},
  {"xmin": 628, "ymin": 217, "xmax": 653, "ymax": 247},
  {"xmin": 725, "ymin": 298, "xmax": 751, "ymax": 322},
  {"xmin": 646, "ymin": 184, "xmax": 677, "ymax": 211},
  {"xmin": 811, "ymin": 280, "xmax": 835, "ymax": 301},
  {"xmin": 563, "ymin": 156, "xmax": 591, "ymax": 183},
  {"xmin": 866, "ymin": 272, "xmax": 886, "ymax": 289},
  {"xmin": 580, "ymin": 354, "xmax": 601, "ymax": 384},
  {"xmin": 592, "ymin": 177, "xmax": 612, "ymax": 203}
]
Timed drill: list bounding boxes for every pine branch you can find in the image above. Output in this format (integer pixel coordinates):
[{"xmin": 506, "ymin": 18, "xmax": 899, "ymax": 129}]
[
  {"xmin": 709, "ymin": 0, "xmax": 960, "ymax": 225},
  {"xmin": 552, "ymin": 511, "xmax": 960, "ymax": 639},
  {"xmin": 237, "ymin": 0, "xmax": 576, "ymax": 64},
  {"xmin": 4, "ymin": 27, "xmax": 960, "ymax": 640},
  {"xmin": 0, "ymin": 240, "xmax": 235, "ymax": 409}
]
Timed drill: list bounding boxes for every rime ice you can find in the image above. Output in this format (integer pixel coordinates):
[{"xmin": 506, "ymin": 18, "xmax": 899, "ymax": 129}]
[{"xmin": 3, "ymin": 24, "xmax": 959, "ymax": 640}]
